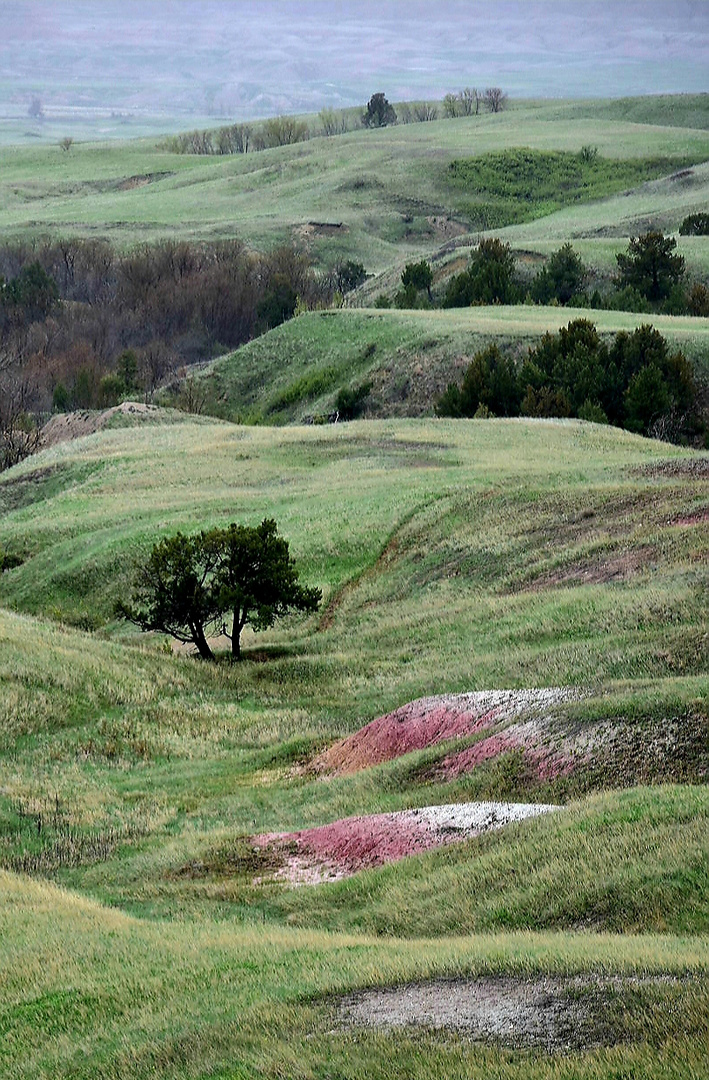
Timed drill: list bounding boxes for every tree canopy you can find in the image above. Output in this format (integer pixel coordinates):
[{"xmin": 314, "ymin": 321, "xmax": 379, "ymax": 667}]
[
  {"xmin": 214, "ymin": 519, "xmax": 321, "ymax": 659},
  {"xmin": 616, "ymin": 231, "xmax": 685, "ymax": 302},
  {"xmin": 362, "ymin": 93, "xmax": 397, "ymax": 128},
  {"xmin": 117, "ymin": 530, "xmax": 222, "ymax": 660},
  {"xmin": 118, "ymin": 519, "xmax": 321, "ymax": 660},
  {"xmin": 531, "ymin": 243, "xmax": 587, "ymax": 305},
  {"xmin": 443, "ymin": 238, "xmax": 518, "ymax": 307}
]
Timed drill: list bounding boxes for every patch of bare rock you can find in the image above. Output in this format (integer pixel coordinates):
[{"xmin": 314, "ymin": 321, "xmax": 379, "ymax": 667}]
[{"xmin": 338, "ymin": 974, "xmax": 682, "ymax": 1051}]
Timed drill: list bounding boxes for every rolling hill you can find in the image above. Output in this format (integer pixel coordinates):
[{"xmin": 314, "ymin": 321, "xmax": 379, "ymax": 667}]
[{"xmin": 1, "ymin": 93, "xmax": 708, "ymax": 1080}]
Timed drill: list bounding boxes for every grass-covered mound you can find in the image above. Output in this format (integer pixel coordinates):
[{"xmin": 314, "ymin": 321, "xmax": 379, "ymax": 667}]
[
  {"xmin": 3, "ymin": 864, "xmax": 708, "ymax": 1079},
  {"xmin": 447, "ymin": 149, "xmax": 699, "ymax": 229},
  {"xmin": 0, "ymin": 418, "xmax": 707, "ymax": 1078}
]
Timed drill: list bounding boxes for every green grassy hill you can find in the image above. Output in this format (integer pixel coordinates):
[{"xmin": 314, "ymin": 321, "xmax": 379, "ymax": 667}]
[
  {"xmin": 1, "ymin": 96, "xmax": 708, "ymax": 272},
  {"xmin": 169, "ymin": 306, "xmax": 709, "ymax": 424},
  {"xmin": 1, "ymin": 94, "xmax": 709, "ymax": 1080},
  {"xmin": 0, "ymin": 414, "xmax": 708, "ymax": 1077}
]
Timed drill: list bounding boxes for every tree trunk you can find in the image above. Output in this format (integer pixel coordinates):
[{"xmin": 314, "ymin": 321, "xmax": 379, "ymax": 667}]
[
  {"xmin": 191, "ymin": 622, "xmax": 215, "ymax": 661},
  {"xmin": 231, "ymin": 608, "xmax": 244, "ymax": 660}
]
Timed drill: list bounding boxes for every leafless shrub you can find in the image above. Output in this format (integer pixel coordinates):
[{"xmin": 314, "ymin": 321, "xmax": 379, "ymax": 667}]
[
  {"xmin": 413, "ymin": 102, "xmax": 438, "ymax": 122},
  {"xmin": 484, "ymin": 87, "xmax": 507, "ymax": 113}
]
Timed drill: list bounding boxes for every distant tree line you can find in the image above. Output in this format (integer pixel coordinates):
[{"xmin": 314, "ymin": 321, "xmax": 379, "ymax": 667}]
[
  {"xmin": 437, "ymin": 319, "xmax": 704, "ymax": 445},
  {"xmin": 163, "ymin": 86, "xmax": 508, "ymax": 156},
  {"xmin": 0, "ymin": 238, "xmax": 333, "ymax": 471}
]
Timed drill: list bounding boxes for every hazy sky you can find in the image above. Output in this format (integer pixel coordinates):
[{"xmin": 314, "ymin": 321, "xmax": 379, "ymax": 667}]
[{"xmin": 1, "ymin": 1, "xmax": 707, "ymax": 123}]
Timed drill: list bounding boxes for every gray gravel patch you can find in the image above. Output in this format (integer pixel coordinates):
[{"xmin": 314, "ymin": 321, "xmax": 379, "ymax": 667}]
[{"xmin": 338, "ymin": 974, "xmax": 681, "ymax": 1051}]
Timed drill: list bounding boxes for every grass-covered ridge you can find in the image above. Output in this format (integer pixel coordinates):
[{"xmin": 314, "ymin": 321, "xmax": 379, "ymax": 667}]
[
  {"xmin": 169, "ymin": 307, "xmax": 709, "ymax": 425},
  {"xmin": 1, "ymin": 97, "xmax": 708, "ymax": 266}
]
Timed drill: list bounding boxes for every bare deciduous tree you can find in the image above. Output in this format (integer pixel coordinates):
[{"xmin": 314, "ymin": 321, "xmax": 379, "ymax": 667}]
[
  {"xmin": 263, "ymin": 115, "xmax": 309, "ymax": 147},
  {"xmin": 484, "ymin": 87, "xmax": 507, "ymax": 113},
  {"xmin": 413, "ymin": 102, "xmax": 438, "ymax": 122},
  {"xmin": 460, "ymin": 87, "xmax": 480, "ymax": 115},
  {"xmin": 319, "ymin": 108, "xmax": 348, "ymax": 136}
]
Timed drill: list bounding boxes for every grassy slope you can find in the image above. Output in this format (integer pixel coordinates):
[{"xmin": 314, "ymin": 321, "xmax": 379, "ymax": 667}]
[
  {"xmin": 1, "ymin": 423, "xmax": 708, "ymax": 1080},
  {"xmin": 3, "ymin": 865, "xmax": 709, "ymax": 1080},
  {"xmin": 0, "ymin": 97, "xmax": 708, "ymax": 270},
  {"xmin": 1, "ymin": 95, "xmax": 709, "ymax": 1079},
  {"xmin": 0, "ymin": 420, "xmax": 706, "ymax": 893},
  {"xmin": 178, "ymin": 307, "xmax": 709, "ymax": 424}
]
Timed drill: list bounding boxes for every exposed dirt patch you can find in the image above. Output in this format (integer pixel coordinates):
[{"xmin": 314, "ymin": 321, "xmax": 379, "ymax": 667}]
[
  {"xmin": 0, "ymin": 464, "xmax": 61, "ymax": 508},
  {"xmin": 117, "ymin": 172, "xmax": 173, "ymax": 190},
  {"xmin": 636, "ymin": 457, "xmax": 709, "ymax": 479},
  {"xmin": 40, "ymin": 401, "xmax": 161, "ymax": 448},
  {"xmin": 435, "ymin": 710, "xmax": 709, "ymax": 789},
  {"xmin": 527, "ymin": 547, "xmax": 651, "ymax": 590},
  {"xmin": 516, "ymin": 248, "xmax": 548, "ymax": 265},
  {"xmin": 252, "ymin": 801, "xmax": 559, "ymax": 885},
  {"xmin": 337, "ymin": 974, "xmax": 681, "ymax": 1051},
  {"xmin": 314, "ymin": 688, "xmax": 580, "ymax": 775},
  {"xmin": 427, "ymin": 215, "xmax": 469, "ymax": 241},
  {"xmin": 296, "ymin": 221, "xmax": 349, "ymax": 241}
]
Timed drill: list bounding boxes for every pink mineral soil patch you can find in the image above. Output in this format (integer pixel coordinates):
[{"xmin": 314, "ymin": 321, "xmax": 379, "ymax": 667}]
[
  {"xmin": 313, "ymin": 691, "xmax": 574, "ymax": 777},
  {"xmin": 252, "ymin": 801, "xmax": 559, "ymax": 885},
  {"xmin": 315, "ymin": 688, "xmax": 581, "ymax": 777},
  {"xmin": 438, "ymin": 731, "xmax": 579, "ymax": 782},
  {"xmin": 314, "ymin": 697, "xmax": 501, "ymax": 776}
]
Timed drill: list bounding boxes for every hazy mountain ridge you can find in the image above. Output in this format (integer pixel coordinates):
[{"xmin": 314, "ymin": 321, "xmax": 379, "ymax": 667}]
[{"xmin": 1, "ymin": 0, "xmax": 707, "ymax": 137}]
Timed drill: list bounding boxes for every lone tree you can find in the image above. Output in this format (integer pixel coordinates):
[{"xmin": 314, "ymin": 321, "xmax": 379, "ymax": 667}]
[
  {"xmin": 118, "ymin": 519, "xmax": 320, "ymax": 661},
  {"xmin": 616, "ymin": 231, "xmax": 685, "ymax": 302},
  {"xmin": 117, "ymin": 530, "xmax": 222, "ymax": 660},
  {"xmin": 362, "ymin": 92, "xmax": 397, "ymax": 128},
  {"xmin": 215, "ymin": 519, "xmax": 321, "ymax": 659}
]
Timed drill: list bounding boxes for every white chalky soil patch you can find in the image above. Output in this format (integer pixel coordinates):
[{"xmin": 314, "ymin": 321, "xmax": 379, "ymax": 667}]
[
  {"xmin": 253, "ymin": 801, "xmax": 561, "ymax": 886},
  {"xmin": 406, "ymin": 800, "xmax": 560, "ymax": 833},
  {"xmin": 338, "ymin": 975, "xmax": 682, "ymax": 1051}
]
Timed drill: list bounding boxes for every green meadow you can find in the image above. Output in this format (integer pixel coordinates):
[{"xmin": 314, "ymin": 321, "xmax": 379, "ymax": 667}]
[{"xmin": 1, "ymin": 94, "xmax": 708, "ymax": 1078}]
